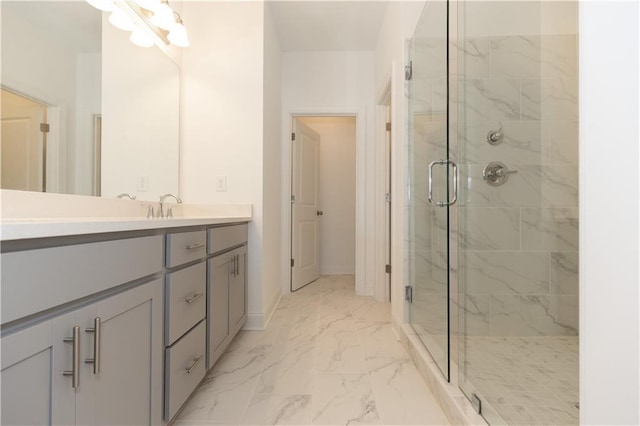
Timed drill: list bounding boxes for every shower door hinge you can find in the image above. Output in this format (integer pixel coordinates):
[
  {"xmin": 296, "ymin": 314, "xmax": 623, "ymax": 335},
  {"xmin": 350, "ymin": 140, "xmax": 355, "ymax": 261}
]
[
  {"xmin": 291, "ymin": 195, "xmax": 295, "ymax": 204},
  {"xmin": 471, "ymin": 394, "xmax": 482, "ymax": 414},
  {"xmin": 405, "ymin": 61, "xmax": 413, "ymax": 81},
  {"xmin": 385, "ymin": 264, "xmax": 391, "ymax": 274},
  {"xmin": 291, "ymin": 258, "xmax": 295, "ymax": 267},
  {"xmin": 40, "ymin": 123, "xmax": 50, "ymax": 133},
  {"xmin": 385, "ymin": 122, "xmax": 391, "ymax": 131},
  {"xmin": 291, "ymin": 132, "xmax": 296, "ymax": 141},
  {"xmin": 404, "ymin": 285, "xmax": 413, "ymax": 302},
  {"xmin": 385, "ymin": 193, "xmax": 391, "ymax": 203}
]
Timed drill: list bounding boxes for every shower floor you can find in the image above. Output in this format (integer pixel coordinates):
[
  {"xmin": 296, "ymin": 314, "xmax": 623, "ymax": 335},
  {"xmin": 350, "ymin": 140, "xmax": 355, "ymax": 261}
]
[{"xmin": 461, "ymin": 336, "xmax": 579, "ymax": 425}]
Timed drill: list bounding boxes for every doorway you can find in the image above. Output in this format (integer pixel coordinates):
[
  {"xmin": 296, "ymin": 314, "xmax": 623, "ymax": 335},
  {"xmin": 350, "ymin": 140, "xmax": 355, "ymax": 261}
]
[
  {"xmin": 1, "ymin": 88, "xmax": 48, "ymax": 192},
  {"xmin": 290, "ymin": 116, "xmax": 357, "ymax": 292}
]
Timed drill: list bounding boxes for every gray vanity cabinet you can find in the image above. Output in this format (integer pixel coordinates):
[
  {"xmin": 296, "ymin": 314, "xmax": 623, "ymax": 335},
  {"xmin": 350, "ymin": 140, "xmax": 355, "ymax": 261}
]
[
  {"xmin": 0, "ymin": 279, "xmax": 163, "ymax": 426},
  {"xmin": 1, "ymin": 311, "xmax": 77, "ymax": 425},
  {"xmin": 206, "ymin": 224, "xmax": 248, "ymax": 369}
]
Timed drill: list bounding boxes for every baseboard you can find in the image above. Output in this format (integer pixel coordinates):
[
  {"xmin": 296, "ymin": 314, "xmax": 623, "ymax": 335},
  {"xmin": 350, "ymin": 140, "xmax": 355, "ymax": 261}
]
[
  {"xmin": 242, "ymin": 292, "xmax": 282, "ymax": 331},
  {"xmin": 391, "ymin": 314, "xmax": 487, "ymax": 426}
]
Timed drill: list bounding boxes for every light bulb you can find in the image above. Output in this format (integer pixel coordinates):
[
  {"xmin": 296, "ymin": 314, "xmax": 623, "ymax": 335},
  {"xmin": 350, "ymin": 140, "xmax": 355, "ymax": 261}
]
[
  {"xmin": 130, "ymin": 28, "xmax": 154, "ymax": 47},
  {"xmin": 168, "ymin": 21, "xmax": 189, "ymax": 47},
  {"xmin": 109, "ymin": 8, "xmax": 136, "ymax": 31},
  {"xmin": 133, "ymin": 0, "xmax": 160, "ymax": 12},
  {"xmin": 86, "ymin": 0, "xmax": 115, "ymax": 12},
  {"xmin": 150, "ymin": 1, "xmax": 175, "ymax": 30}
]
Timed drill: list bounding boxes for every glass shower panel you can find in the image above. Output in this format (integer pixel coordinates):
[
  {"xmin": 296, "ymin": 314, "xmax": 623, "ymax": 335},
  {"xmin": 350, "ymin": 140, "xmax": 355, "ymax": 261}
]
[
  {"xmin": 457, "ymin": 2, "xmax": 579, "ymax": 424},
  {"xmin": 407, "ymin": 0, "xmax": 450, "ymax": 380}
]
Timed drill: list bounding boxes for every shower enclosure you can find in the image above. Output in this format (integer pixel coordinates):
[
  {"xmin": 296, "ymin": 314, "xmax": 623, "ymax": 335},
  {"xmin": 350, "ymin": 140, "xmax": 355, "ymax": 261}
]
[{"xmin": 407, "ymin": 2, "xmax": 579, "ymax": 424}]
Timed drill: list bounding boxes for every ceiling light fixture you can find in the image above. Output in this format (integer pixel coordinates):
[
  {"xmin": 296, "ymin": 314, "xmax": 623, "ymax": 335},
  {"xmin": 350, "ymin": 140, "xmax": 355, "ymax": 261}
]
[
  {"xmin": 108, "ymin": 7, "xmax": 137, "ymax": 31},
  {"xmin": 167, "ymin": 12, "xmax": 189, "ymax": 47},
  {"xmin": 86, "ymin": 0, "xmax": 116, "ymax": 12},
  {"xmin": 130, "ymin": 28, "xmax": 154, "ymax": 47},
  {"xmin": 150, "ymin": 0, "xmax": 175, "ymax": 30}
]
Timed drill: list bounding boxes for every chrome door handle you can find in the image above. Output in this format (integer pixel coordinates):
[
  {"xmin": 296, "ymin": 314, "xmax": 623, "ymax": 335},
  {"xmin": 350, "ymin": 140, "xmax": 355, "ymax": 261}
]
[
  {"xmin": 185, "ymin": 354, "xmax": 203, "ymax": 374},
  {"xmin": 63, "ymin": 326, "xmax": 80, "ymax": 388},
  {"xmin": 185, "ymin": 293, "xmax": 203, "ymax": 304},
  {"xmin": 186, "ymin": 243, "xmax": 205, "ymax": 251},
  {"xmin": 428, "ymin": 160, "xmax": 458, "ymax": 206},
  {"xmin": 85, "ymin": 317, "xmax": 101, "ymax": 374}
]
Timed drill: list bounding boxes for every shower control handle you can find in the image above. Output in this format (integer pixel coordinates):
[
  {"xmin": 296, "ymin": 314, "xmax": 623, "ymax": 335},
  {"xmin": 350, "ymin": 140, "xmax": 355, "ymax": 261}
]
[{"xmin": 483, "ymin": 161, "xmax": 518, "ymax": 186}]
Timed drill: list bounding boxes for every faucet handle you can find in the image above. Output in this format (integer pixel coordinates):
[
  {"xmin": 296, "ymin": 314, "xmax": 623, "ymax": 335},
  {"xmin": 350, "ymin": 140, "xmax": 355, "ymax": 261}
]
[{"xmin": 141, "ymin": 204, "xmax": 155, "ymax": 219}]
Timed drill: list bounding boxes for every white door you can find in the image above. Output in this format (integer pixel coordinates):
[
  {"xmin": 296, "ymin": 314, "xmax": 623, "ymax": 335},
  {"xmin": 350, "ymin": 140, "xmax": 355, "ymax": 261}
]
[
  {"xmin": 291, "ymin": 118, "xmax": 321, "ymax": 291},
  {"xmin": 384, "ymin": 106, "xmax": 392, "ymax": 301},
  {"xmin": 1, "ymin": 89, "xmax": 47, "ymax": 191}
]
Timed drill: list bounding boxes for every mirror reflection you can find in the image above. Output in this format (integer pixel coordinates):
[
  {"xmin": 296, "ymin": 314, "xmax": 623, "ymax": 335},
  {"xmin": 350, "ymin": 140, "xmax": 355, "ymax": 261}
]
[{"xmin": 1, "ymin": 1, "xmax": 180, "ymax": 202}]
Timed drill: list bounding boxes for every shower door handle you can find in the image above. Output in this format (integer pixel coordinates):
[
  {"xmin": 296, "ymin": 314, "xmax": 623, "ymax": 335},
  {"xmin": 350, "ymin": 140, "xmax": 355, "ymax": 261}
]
[{"xmin": 428, "ymin": 160, "xmax": 458, "ymax": 207}]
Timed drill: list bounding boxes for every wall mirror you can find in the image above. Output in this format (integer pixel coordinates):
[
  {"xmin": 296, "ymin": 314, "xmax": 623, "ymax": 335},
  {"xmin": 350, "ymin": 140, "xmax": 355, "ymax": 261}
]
[{"xmin": 1, "ymin": 1, "xmax": 180, "ymax": 202}]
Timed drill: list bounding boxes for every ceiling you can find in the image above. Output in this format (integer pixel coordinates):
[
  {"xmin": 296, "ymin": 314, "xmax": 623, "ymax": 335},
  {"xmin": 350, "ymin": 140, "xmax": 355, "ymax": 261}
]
[{"xmin": 268, "ymin": 1, "xmax": 389, "ymax": 52}]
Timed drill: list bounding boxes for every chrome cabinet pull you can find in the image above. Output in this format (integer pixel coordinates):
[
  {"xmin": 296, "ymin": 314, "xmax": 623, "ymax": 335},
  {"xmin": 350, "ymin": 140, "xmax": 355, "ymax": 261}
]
[
  {"xmin": 85, "ymin": 317, "xmax": 101, "ymax": 374},
  {"xmin": 63, "ymin": 326, "xmax": 80, "ymax": 388},
  {"xmin": 230, "ymin": 256, "xmax": 236, "ymax": 277},
  {"xmin": 428, "ymin": 160, "xmax": 458, "ymax": 207},
  {"xmin": 235, "ymin": 254, "xmax": 240, "ymax": 276},
  {"xmin": 186, "ymin": 243, "xmax": 205, "ymax": 251},
  {"xmin": 185, "ymin": 354, "xmax": 203, "ymax": 374},
  {"xmin": 185, "ymin": 293, "xmax": 203, "ymax": 304}
]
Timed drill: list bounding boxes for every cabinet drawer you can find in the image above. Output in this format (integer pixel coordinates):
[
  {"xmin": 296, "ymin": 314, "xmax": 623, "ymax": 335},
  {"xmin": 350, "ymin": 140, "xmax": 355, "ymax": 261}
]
[
  {"xmin": 166, "ymin": 263, "xmax": 206, "ymax": 346},
  {"xmin": 166, "ymin": 231, "xmax": 207, "ymax": 268},
  {"xmin": 1, "ymin": 235, "xmax": 163, "ymax": 324},
  {"xmin": 165, "ymin": 320, "xmax": 206, "ymax": 421},
  {"xmin": 207, "ymin": 224, "xmax": 248, "ymax": 255}
]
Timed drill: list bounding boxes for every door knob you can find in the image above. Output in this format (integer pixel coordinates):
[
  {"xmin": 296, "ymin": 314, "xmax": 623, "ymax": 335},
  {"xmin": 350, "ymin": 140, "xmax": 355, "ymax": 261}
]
[{"xmin": 316, "ymin": 210, "xmax": 324, "ymax": 216}]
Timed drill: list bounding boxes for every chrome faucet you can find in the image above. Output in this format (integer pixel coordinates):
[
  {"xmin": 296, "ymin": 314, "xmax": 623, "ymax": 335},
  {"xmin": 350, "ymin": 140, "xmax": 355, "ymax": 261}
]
[
  {"xmin": 116, "ymin": 193, "xmax": 136, "ymax": 200},
  {"xmin": 158, "ymin": 193, "xmax": 182, "ymax": 218}
]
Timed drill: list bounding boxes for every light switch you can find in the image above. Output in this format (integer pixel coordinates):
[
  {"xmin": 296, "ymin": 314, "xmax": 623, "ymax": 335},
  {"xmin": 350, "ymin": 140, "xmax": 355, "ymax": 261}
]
[
  {"xmin": 215, "ymin": 176, "xmax": 227, "ymax": 192},
  {"xmin": 137, "ymin": 176, "xmax": 149, "ymax": 192}
]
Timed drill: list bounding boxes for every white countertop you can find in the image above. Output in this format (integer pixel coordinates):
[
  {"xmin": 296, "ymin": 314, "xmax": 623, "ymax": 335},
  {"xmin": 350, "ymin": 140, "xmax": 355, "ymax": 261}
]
[{"xmin": 0, "ymin": 215, "xmax": 251, "ymax": 241}]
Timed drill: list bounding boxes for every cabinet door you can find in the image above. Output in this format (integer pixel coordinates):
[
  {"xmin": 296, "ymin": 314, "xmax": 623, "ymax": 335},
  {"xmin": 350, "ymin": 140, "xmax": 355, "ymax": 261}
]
[
  {"xmin": 78, "ymin": 280, "xmax": 163, "ymax": 426},
  {"xmin": 1, "ymin": 312, "xmax": 77, "ymax": 425},
  {"xmin": 229, "ymin": 246, "xmax": 247, "ymax": 329},
  {"xmin": 207, "ymin": 254, "xmax": 230, "ymax": 368}
]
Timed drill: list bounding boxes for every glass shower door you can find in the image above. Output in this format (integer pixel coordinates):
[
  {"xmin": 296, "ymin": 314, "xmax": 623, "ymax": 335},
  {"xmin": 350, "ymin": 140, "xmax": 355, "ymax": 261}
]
[
  {"xmin": 407, "ymin": 0, "xmax": 451, "ymax": 380},
  {"xmin": 456, "ymin": 2, "xmax": 580, "ymax": 424}
]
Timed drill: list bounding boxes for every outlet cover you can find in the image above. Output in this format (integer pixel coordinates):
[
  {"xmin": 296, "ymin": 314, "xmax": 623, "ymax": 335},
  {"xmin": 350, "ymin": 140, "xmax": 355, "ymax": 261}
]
[{"xmin": 215, "ymin": 176, "xmax": 227, "ymax": 192}]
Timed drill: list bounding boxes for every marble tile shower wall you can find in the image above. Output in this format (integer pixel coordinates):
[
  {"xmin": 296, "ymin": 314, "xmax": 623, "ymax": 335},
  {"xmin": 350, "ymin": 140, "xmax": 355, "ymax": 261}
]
[
  {"xmin": 409, "ymin": 33, "xmax": 579, "ymax": 338},
  {"xmin": 460, "ymin": 33, "xmax": 579, "ymax": 337}
]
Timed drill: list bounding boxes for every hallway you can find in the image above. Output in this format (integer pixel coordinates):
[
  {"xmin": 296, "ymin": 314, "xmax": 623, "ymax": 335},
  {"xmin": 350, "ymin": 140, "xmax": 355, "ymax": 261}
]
[{"xmin": 175, "ymin": 275, "xmax": 448, "ymax": 425}]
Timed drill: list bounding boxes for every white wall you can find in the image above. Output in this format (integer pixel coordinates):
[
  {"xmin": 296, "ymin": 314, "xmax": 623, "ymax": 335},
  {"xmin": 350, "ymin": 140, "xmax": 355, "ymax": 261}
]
[
  {"xmin": 101, "ymin": 18, "xmax": 180, "ymax": 202},
  {"xmin": 281, "ymin": 51, "xmax": 375, "ymax": 295},
  {"xmin": 182, "ymin": 1, "xmax": 283, "ymax": 329},
  {"xmin": 299, "ymin": 116, "xmax": 356, "ymax": 275},
  {"xmin": 374, "ymin": 1, "xmax": 424, "ymax": 321},
  {"xmin": 580, "ymin": 1, "xmax": 640, "ymax": 424},
  {"xmin": 262, "ymin": 3, "xmax": 283, "ymax": 323}
]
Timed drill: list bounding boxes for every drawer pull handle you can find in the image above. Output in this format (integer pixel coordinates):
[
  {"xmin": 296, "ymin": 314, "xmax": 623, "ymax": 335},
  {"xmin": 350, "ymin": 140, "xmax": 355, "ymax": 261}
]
[
  {"xmin": 85, "ymin": 317, "xmax": 102, "ymax": 374},
  {"xmin": 185, "ymin": 293, "xmax": 203, "ymax": 304},
  {"xmin": 186, "ymin": 243, "xmax": 205, "ymax": 251},
  {"xmin": 185, "ymin": 354, "xmax": 204, "ymax": 374},
  {"xmin": 63, "ymin": 326, "xmax": 80, "ymax": 388}
]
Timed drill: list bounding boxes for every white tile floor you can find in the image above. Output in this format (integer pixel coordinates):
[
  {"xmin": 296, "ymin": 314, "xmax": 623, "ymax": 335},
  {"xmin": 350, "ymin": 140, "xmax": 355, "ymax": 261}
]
[
  {"xmin": 174, "ymin": 275, "xmax": 449, "ymax": 426},
  {"xmin": 462, "ymin": 336, "xmax": 579, "ymax": 425}
]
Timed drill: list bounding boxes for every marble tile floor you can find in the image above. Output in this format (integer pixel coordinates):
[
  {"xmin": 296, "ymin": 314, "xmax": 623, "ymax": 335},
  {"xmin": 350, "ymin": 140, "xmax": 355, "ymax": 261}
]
[
  {"xmin": 174, "ymin": 275, "xmax": 450, "ymax": 426},
  {"xmin": 461, "ymin": 336, "xmax": 579, "ymax": 425}
]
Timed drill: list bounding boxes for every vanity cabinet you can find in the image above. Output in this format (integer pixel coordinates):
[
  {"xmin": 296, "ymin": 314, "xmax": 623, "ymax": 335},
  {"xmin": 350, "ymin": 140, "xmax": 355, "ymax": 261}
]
[
  {"xmin": 163, "ymin": 230, "xmax": 208, "ymax": 421},
  {"xmin": 206, "ymin": 224, "xmax": 248, "ymax": 368},
  {"xmin": 0, "ymin": 279, "xmax": 163, "ymax": 426}
]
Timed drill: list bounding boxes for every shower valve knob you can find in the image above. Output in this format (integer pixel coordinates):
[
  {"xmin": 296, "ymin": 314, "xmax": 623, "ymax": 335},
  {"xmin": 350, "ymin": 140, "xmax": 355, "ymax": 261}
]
[
  {"xmin": 487, "ymin": 128, "xmax": 504, "ymax": 145},
  {"xmin": 483, "ymin": 161, "xmax": 517, "ymax": 186}
]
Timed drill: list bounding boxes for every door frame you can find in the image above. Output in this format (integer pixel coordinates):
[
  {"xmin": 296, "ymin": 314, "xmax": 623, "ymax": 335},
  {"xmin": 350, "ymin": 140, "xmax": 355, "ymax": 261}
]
[
  {"xmin": 281, "ymin": 107, "xmax": 366, "ymax": 295},
  {"xmin": 375, "ymin": 78, "xmax": 393, "ymax": 303}
]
